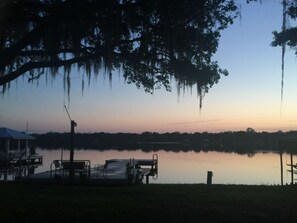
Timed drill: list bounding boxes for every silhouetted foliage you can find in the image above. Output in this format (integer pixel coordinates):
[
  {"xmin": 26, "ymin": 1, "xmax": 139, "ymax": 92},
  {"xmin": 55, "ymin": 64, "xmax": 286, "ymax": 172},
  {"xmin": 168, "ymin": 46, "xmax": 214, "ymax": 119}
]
[
  {"xmin": 33, "ymin": 130, "xmax": 297, "ymax": 154},
  {"xmin": 272, "ymin": 0, "xmax": 297, "ymax": 49},
  {"xmin": 0, "ymin": 0, "xmax": 239, "ymax": 107}
]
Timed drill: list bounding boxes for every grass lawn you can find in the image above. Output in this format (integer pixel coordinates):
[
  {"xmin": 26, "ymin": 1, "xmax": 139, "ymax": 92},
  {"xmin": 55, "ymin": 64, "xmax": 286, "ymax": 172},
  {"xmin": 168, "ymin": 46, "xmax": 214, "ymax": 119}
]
[{"xmin": 1, "ymin": 183, "xmax": 297, "ymax": 223}]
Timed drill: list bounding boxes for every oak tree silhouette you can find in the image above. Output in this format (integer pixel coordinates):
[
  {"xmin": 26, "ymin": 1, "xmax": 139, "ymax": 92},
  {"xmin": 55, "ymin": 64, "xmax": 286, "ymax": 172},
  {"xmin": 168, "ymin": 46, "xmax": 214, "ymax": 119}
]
[{"xmin": 0, "ymin": 0, "xmax": 238, "ymax": 107}]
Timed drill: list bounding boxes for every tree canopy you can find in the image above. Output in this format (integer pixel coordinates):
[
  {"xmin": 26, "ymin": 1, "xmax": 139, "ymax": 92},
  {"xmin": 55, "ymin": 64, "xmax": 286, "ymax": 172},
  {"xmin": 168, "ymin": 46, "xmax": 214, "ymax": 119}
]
[{"xmin": 0, "ymin": 0, "xmax": 238, "ymax": 107}]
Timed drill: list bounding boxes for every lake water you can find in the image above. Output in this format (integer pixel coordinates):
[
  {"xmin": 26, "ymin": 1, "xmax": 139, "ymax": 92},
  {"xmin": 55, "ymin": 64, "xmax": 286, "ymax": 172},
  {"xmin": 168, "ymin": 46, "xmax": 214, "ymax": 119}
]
[{"xmin": 33, "ymin": 148, "xmax": 295, "ymax": 185}]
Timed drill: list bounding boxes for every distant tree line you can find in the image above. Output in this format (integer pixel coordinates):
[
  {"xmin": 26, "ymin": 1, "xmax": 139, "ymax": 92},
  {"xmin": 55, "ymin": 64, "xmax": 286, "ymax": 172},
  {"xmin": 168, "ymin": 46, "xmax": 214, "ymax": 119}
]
[{"xmin": 33, "ymin": 130, "xmax": 297, "ymax": 154}]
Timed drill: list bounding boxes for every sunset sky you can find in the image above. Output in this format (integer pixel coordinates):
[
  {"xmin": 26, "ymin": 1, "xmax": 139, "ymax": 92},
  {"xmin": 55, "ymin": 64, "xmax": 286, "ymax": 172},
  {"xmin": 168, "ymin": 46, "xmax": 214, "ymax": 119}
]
[{"xmin": 2, "ymin": 0, "xmax": 297, "ymax": 134}]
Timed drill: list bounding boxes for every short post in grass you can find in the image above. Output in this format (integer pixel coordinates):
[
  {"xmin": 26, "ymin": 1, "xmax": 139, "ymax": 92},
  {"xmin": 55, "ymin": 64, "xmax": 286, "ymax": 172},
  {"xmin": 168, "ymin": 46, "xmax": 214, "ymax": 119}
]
[{"xmin": 207, "ymin": 171, "xmax": 213, "ymax": 186}]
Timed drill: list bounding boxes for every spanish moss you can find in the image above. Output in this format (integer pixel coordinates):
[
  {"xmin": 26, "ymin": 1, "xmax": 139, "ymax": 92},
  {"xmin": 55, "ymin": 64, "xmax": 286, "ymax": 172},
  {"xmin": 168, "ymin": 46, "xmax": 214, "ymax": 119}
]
[
  {"xmin": 0, "ymin": 0, "xmax": 238, "ymax": 108},
  {"xmin": 281, "ymin": 0, "xmax": 287, "ymax": 115}
]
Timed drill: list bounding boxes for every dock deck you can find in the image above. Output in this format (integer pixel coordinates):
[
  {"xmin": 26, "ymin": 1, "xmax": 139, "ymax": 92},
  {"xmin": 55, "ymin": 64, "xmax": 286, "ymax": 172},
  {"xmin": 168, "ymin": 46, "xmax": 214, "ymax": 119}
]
[{"xmin": 18, "ymin": 154, "xmax": 158, "ymax": 185}]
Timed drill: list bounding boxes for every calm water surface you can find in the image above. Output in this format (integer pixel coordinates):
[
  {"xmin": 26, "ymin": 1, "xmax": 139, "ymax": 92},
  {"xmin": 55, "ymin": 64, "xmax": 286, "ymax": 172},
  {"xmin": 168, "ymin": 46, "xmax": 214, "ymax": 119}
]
[{"xmin": 35, "ymin": 148, "xmax": 293, "ymax": 185}]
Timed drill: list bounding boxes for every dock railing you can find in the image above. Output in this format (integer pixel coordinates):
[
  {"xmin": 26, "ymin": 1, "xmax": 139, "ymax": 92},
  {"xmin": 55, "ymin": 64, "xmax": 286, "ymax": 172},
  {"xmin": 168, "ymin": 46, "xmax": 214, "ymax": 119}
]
[
  {"xmin": 152, "ymin": 153, "xmax": 158, "ymax": 180},
  {"xmin": 93, "ymin": 160, "xmax": 130, "ymax": 178},
  {"xmin": 93, "ymin": 163, "xmax": 111, "ymax": 177}
]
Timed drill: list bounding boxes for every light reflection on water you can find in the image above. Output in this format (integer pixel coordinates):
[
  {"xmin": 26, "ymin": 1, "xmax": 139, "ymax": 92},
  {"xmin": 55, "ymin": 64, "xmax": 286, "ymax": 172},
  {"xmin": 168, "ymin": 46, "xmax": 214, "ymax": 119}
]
[{"xmin": 35, "ymin": 148, "xmax": 294, "ymax": 185}]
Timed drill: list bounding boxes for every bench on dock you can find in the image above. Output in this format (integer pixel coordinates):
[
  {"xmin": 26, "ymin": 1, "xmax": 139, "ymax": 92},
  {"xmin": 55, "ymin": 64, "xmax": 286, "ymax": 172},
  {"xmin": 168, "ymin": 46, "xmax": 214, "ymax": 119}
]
[
  {"xmin": 50, "ymin": 160, "xmax": 91, "ymax": 178},
  {"xmin": 62, "ymin": 161, "xmax": 85, "ymax": 171}
]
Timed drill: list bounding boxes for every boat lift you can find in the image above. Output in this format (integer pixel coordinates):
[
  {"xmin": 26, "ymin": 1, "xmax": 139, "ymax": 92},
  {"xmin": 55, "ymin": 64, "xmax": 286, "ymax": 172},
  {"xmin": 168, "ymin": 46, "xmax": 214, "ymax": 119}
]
[{"xmin": 93, "ymin": 153, "xmax": 158, "ymax": 184}]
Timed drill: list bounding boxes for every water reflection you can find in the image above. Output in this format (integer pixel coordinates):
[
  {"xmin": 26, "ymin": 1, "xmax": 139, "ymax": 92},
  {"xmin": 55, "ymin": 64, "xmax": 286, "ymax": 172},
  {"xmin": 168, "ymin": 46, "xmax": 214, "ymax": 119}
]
[{"xmin": 30, "ymin": 148, "xmax": 296, "ymax": 185}]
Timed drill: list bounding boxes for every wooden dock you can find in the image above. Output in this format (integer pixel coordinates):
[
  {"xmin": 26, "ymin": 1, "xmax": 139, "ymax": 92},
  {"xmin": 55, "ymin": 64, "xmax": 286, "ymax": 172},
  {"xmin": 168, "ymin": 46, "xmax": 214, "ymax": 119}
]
[
  {"xmin": 0, "ymin": 154, "xmax": 43, "ymax": 168},
  {"xmin": 17, "ymin": 154, "xmax": 158, "ymax": 185},
  {"xmin": 0, "ymin": 155, "xmax": 43, "ymax": 181}
]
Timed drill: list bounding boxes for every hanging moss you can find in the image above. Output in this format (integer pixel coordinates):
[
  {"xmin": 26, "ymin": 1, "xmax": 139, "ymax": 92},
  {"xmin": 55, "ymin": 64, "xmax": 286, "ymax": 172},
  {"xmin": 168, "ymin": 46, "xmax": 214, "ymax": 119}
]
[{"xmin": 0, "ymin": 0, "xmax": 238, "ymax": 108}]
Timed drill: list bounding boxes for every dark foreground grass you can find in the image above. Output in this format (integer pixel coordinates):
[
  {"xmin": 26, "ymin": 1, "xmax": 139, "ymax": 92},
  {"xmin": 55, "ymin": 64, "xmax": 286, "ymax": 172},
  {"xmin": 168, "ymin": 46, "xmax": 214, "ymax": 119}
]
[{"xmin": 1, "ymin": 183, "xmax": 297, "ymax": 223}]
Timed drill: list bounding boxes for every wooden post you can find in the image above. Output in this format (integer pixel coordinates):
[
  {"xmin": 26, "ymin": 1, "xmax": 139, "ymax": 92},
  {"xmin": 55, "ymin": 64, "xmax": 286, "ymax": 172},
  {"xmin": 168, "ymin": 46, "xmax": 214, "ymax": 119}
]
[
  {"xmin": 280, "ymin": 151, "xmax": 283, "ymax": 186},
  {"xmin": 290, "ymin": 153, "xmax": 294, "ymax": 185},
  {"xmin": 207, "ymin": 171, "xmax": 213, "ymax": 185},
  {"xmin": 4, "ymin": 138, "xmax": 9, "ymax": 182},
  {"xmin": 25, "ymin": 139, "xmax": 28, "ymax": 157},
  {"xmin": 64, "ymin": 105, "xmax": 77, "ymax": 182},
  {"xmin": 69, "ymin": 120, "xmax": 77, "ymax": 181},
  {"xmin": 18, "ymin": 139, "xmax": 22, "ymax": 178}
]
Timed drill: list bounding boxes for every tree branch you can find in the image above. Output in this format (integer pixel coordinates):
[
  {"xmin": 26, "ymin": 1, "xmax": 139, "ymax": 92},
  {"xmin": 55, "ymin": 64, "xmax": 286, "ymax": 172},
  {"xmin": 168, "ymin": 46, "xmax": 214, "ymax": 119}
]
[{"xmin": 0, "ymin": 55, "xmax": 98, "ymax": 86}]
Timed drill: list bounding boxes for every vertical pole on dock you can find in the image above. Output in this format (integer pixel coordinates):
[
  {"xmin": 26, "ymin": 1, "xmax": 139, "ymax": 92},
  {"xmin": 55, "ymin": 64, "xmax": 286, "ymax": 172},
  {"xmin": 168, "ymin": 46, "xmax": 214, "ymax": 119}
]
[
  {"xmin": 69, "ymin": 120, "xmax": 76, "ymax": 181},
  {"xmin": 4, "ymin": 138, "xmax": 9, "ymax": 182},
  {"xmin": 290, "ymin": 153, "xmax": 294, "ymax": 185},
  {"xmin": 64, "ymin": 105, "xmax": 77, "ymax": 182},
  {"xmin": 280, "ymin": 150, "xmax": 283, "ymax": 186},
  {"xmin": 18, "ymin": 139, "xmax": 22, "ymax": 178}
]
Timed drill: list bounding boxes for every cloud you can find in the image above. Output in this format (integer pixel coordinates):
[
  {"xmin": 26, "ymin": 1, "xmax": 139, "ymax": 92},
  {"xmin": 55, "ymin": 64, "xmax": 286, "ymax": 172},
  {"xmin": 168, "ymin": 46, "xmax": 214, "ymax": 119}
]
[{"xmin": 167, "ymin": 119, "xmax": 221, "ymax": 126}]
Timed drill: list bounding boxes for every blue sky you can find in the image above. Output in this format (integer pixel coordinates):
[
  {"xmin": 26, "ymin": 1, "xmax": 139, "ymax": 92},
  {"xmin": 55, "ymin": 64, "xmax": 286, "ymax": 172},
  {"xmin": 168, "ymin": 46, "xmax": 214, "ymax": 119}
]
[{"xmin": 2, "ymin": 0, "xmax": 297, "ymax": 134}]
